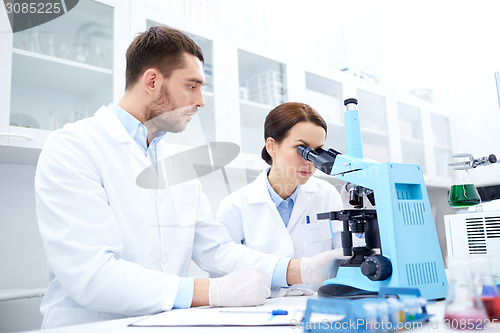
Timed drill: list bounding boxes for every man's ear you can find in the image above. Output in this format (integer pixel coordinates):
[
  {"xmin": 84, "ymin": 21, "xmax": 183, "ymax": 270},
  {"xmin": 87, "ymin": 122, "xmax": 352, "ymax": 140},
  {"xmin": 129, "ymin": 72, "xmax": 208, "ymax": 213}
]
[
  {"xmin": 142, "ymin": 68, "xmax": 162, "ymax": 96},
  {"xmin": 265, "ymin": 137, "xmax": 276, "ymax": 158}
]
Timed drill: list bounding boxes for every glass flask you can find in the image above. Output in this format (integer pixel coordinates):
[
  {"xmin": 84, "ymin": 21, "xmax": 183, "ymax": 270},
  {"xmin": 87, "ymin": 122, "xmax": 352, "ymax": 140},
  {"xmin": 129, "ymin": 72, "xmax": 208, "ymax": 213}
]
[
  {"xmin": 448, "ymin": 169, "xmax": 481, "ymax": 208},
  {"xmin": 444, "ymin": 257, "xmax": 489, "ymax": 330}
]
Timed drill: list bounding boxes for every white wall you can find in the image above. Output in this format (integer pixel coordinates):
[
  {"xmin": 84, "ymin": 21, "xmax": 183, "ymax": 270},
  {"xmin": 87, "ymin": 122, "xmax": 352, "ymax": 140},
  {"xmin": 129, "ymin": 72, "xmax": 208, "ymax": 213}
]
[
  {"xmin": 224, "ymin": 0, "xmax": 500, "ymax": 186},
  {"xmin": 376, "ymin": 0, "xmax": 500, "ymax": 186},
  {"xmin": 3, "ymin": 2, "xmax": 499, "ymax": 330},
  {"xmin": 0, "ymin": 163, "xmax": 47, "ymax": 332}
]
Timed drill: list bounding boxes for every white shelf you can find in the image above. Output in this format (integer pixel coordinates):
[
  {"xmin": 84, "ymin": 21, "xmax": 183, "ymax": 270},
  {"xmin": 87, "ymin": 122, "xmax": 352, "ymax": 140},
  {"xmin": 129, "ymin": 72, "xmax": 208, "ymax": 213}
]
[
  {"xmin": 0, "ymin": 288, "xmax": 46, "ymax": 302},
  {"xmin": 0, "ymin": 145, "xmax": 41, "ymax": 165},
  {"xmin": 434, "ymin": 143, "xmax": 452, "ymax": 150},
  {"xmin": 239, "ymin": 99, "xmax": 272, "ymax": 110},
  {"xmin": 326, "ymin": 120, "xmax": 345, "ymax": 128},
  {"xmin": 361, "ymin": 127, "xmax": 388, "ymax": 137},
  {"xmin": 401, "ymin": 136, "xmax": 424, "ymax": 145},
  {"xmin": 12, "ymin": 48, "xmax": 112, "ymax": 94}
]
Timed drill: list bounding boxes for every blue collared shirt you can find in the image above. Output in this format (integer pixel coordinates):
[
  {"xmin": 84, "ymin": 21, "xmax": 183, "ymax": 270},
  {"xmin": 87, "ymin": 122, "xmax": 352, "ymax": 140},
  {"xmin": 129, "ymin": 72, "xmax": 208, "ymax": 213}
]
[
  {"xmin": 110, "ymin": 105, "xmax": 291, "ymax": 307},
  {"xmin": 108, "ymin": 103, "xmax": 166, "ymax": 168},
  {"xmin": 264, "ymin": 169, "xmax": 299, "ymax": 227}
]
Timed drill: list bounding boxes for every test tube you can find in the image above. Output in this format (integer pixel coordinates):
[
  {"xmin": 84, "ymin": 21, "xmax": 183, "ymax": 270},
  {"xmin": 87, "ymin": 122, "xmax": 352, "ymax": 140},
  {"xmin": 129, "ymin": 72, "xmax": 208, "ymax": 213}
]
[{"xmin": 362, "ymin": 302, "xmax": 377, "ymax": 332}]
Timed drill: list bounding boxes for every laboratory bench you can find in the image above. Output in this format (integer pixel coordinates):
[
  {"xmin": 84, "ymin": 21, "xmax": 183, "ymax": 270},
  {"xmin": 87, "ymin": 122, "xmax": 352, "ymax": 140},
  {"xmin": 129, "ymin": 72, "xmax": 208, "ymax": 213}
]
[{"xmin": 20, "ymin": 295, "xmax": 482, "ymax": 333}]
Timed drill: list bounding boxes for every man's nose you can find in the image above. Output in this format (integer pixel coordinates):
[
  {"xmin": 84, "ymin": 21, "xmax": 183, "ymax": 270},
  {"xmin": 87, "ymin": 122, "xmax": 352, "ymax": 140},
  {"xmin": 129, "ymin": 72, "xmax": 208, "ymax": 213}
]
[{"xmin": 195, "ymin": 91, "xmax": 205, "ymax": 108}]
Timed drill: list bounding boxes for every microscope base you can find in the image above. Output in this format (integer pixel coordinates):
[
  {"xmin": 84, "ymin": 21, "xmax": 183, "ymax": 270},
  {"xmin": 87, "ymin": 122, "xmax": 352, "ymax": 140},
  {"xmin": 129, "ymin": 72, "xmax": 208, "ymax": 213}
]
[
  {"xmin": 320, "ymin": 266, "xmax": 389, "ymax": 298},
  {"xmin": 318, "ymin": 284, "xmax": 378, "ymax": 299}
]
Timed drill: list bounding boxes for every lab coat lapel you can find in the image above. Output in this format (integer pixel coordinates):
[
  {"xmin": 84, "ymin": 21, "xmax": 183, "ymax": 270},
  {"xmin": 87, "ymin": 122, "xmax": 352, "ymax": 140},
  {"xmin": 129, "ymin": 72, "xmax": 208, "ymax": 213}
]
[
  {"xmin": 94, "ymin": 106, "xmax": 134, "ymax": 144},
  {"xmin": 287, "ymin": 187, "xmax": 307, "ymax": 231},
  {"xmin": 248, "ymin": 171, "xmax": 283, "ymax": 221},
  {"xmin": 287, "ymin": 179, "xmax": 320, "ymax": 231},
  {"xmin": 247, "ymin": 171, "xmax": 271, "ymax": 204},
  {"xmin": 95, "ymin": 106, "xmax": 159, "ymax": 188},
  {"xmin": 247, "ymin": 171, "xmax": 295, "ymax": 257}
]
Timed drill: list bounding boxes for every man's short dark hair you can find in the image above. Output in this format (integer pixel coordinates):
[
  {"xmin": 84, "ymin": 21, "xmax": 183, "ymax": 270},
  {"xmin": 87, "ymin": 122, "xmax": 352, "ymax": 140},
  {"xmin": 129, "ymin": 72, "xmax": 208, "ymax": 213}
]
[{"xmin": 125, "ymin": 26, "xmax": 204, "ymax": 89}]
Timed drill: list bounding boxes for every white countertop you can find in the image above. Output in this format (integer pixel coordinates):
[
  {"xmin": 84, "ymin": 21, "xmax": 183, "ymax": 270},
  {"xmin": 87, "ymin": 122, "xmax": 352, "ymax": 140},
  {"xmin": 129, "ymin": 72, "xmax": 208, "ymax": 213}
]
[{"xmin": 21, "ymin": 296, "xmax": 499, "ymax": 333}]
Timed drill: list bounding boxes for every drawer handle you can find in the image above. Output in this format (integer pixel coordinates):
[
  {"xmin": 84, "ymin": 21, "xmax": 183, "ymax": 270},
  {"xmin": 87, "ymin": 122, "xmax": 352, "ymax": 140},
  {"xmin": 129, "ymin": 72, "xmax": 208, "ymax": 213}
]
[{"xmin": 0, "ymin": 133, "xmax": 34, "ymax": 140}]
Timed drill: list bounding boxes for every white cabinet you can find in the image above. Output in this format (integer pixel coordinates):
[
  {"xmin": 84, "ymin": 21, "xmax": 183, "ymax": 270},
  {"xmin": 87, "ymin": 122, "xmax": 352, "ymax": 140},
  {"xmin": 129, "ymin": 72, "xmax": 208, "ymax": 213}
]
[
  {"xmin": 0, "ymin": 0, "xmax": 454, "ymax": 187},
  {"xmin": 357, "ymin": 88, "xmax": 390, "ymax": 163},
  {"xmin": 238, "ymin": 50, "xmax": 287, "ymax": 155},
  {"xmin": 128, "ymin": 0, "xmax": 230, "ymax": 149},
  {"xmin": 429, "ymin": 112, "xmax": 453, "ymax": 184},
  {"xmin": 296, "ymin": 65, "xmax": 453, "ymax": 187},
  {"xmin": 304, "ymin": 72, "xmax": 345, "ymax": 153},
  {"xmin": 0, "ymin": 0, "xmax": 128, "ymax": 164},
  {"xmin": 398, "ymin": 102, "xmax": 426, "ymax": 171}
]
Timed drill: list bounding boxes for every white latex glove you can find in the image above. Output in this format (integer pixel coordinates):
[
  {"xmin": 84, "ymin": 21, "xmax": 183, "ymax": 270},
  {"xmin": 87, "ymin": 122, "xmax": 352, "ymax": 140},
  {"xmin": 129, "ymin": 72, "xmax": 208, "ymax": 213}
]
[
  {"xmin": 209, "ymin": 267, "xmax": 271, "ymax": 307},
  {"xmin": 300, "ymin": 248, "xmax": 347, "ymax": 285},
  {"xmin": 277, "ymin": 287, "xmax": 315, "ymax": 297}
]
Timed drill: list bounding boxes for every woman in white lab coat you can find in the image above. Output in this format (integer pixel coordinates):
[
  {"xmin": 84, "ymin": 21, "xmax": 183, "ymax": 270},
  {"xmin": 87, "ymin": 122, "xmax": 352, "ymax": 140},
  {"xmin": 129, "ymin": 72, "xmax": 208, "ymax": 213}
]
[{"xmin": 216, "ymin": 102, "xmax": 345, "ymax": 294}]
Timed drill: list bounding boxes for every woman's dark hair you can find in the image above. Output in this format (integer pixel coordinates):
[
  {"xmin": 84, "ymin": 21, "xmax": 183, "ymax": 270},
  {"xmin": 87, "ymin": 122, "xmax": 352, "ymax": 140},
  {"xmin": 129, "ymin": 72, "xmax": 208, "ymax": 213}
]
[
  {"xmin": 261, "ymin": 102, "xmax": 327, "ymax": 165},
  {"xmin": 125, "ymin": 26, "xmax": 204, "ymax": 90}
]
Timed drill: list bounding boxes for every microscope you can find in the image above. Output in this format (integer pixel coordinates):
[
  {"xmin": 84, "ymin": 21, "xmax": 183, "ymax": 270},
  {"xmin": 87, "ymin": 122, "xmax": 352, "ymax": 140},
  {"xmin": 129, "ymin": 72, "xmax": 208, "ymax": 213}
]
[{"xmin": 297, "ymin": 98, "xmax": 447, "ymax": 300}]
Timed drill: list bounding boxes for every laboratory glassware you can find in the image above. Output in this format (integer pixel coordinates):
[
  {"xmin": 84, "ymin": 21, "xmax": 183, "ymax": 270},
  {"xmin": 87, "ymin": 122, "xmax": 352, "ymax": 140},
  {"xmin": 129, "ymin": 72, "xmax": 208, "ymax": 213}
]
[
  {"xmin": 443, "ymin": 257, "xmax": 489, "ymax": 329},
  {"xmin": 448, "ymin": 168, "xmax": 481, "ymax": 208},
  {"xmin": 470, "ymin": 256, "xmax": 500, "ymax": 321},
  {"xmin": 447, "ymin": 153, "xmax": 488, "ymax": 208}
]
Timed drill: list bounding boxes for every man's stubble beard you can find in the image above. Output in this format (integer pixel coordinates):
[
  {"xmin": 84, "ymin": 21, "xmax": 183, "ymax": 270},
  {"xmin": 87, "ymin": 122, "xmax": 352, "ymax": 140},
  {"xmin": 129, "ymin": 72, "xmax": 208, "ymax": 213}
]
[{"xmin": 144, "ymin": 85, "xmax": 186, "ymax": 134}]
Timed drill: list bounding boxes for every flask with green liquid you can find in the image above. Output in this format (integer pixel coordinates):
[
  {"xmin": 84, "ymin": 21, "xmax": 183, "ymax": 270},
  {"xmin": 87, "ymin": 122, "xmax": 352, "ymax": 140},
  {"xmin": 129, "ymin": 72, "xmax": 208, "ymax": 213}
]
[{"xmin": 448, "ymin": 153, "xmax": 496, "ymax": 208}]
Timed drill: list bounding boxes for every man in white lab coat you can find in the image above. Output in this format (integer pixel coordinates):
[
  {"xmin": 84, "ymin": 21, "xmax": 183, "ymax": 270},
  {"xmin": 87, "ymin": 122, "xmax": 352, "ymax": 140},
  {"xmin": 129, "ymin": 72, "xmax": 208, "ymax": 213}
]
[{"xmin": 35, "ymin": 26, "xmax": 342, "ymax": 328}]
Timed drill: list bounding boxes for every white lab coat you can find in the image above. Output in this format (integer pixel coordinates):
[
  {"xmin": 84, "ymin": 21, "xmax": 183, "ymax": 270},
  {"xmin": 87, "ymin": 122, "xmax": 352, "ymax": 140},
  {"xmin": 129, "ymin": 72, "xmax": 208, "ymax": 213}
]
[
  {"xmin": 35, "ymin": 106, "xmax": 281, "ymax": 328},
  {"xmin": 216, "ymin": 171, "xmax": 345, "ymax": 291},
  {"xmin": 217, "ymin": 171, "xmax": 344, "ymax": 258}
]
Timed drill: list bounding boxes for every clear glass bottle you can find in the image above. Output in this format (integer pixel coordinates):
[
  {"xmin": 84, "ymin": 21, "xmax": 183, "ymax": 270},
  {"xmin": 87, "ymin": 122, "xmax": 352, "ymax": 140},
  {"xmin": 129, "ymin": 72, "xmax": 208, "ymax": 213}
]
[
  {"xmin": 444, "ymin": 257, "xmax": 488, "ymax": 330},
  {"xmin": 448, "ymin": 169, "xmax": 481, "ymax": 208},
  {"xmin": 27, "ymin": 28, "xmax": 43, "ymax": 53},
  {"xmin": 44, "ymin": 32, "xmax": 56, "ymax": 57}
]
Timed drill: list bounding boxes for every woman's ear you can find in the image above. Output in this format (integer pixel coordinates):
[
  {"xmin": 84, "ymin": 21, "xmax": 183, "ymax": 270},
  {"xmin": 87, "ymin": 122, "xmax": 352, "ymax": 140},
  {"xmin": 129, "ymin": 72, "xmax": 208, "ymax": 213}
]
[{"xmin": 265, "ymin": 137, "xmax": 276, "ymax": 158}]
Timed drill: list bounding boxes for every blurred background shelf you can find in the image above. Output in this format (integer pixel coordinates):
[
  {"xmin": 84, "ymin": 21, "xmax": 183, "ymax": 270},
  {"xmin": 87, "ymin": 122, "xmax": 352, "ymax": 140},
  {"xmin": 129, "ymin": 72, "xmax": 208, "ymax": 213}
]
[{"xmin": 0, "ymin": 289, "xmax": 46, "ymax": 302}]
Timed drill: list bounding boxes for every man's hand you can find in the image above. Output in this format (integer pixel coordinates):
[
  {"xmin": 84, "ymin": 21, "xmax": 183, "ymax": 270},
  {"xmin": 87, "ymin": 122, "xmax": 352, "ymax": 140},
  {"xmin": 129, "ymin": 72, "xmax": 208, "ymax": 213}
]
[{"xmin": 208, "ymin": 267, "xmax": 271, "ymax": 307}]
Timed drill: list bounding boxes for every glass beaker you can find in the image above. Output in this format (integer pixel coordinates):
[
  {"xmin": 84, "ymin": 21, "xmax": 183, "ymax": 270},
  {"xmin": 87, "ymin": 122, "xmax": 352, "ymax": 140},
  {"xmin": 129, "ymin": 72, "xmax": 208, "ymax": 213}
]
[
  {"xmin": 42, "ymin": 32, "xmax": 56, "ymax": 57},
  {"xmin": 470, "ymin": 256, "xmax": 500, "ymax": 321},
  {"xmin": 448, "ymin": 169, "xmax": 481, "ymax": 208},
  {"xmin": 444, "ymin": 257, "xmax": 488, "ymax": 330},
  {"xmin": 27, "ymin": 28, "xmax": 43, "ymax": 53}
]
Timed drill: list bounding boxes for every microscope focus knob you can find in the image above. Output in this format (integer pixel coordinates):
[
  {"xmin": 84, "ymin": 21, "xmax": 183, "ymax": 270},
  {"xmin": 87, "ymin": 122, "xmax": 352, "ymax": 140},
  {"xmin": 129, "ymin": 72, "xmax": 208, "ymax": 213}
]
[{"xmin": 360, "ymin": 255, "xmax": 392, "ymax": 281}]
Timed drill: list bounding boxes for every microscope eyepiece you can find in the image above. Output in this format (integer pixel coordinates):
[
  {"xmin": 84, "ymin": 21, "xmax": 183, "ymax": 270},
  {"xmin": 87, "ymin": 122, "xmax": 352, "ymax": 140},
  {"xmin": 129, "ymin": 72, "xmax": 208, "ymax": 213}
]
[
  {"xmin": 297, "ymin": 145, "xmax": 318, "ymax": 162},
  {"xmin": 297, "ymin": 145, "xmax": 341, "ymax": 175},
  {"xmin": 344, "ymin": 98, "xmax": 358, "ymax": 106}
]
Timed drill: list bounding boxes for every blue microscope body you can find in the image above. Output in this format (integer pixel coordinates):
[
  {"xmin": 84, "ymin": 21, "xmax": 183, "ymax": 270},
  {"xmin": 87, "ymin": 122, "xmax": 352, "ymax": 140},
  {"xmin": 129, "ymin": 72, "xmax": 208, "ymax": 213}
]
[{"xmin": 299, "ymin": 98, "xmax": 447, "ymax": 300}]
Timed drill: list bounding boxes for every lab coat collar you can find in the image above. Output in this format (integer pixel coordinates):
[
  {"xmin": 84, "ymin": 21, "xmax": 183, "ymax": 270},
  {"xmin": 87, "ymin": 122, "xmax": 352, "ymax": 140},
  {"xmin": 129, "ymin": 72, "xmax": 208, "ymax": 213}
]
[
  {"xmin": 94, "ymin": 105, "xmax": 134, "ymax": 144},
  {"xmin": 248, "ymin": 171, "xmax": 273, "ymax": 204},
  {"xmin": 286, "ymin": 178, "xmax": 320, "ymax": 230},
  {"xmin": 248, "ymin": 170, "xmax": 324, "ymax": 230},
  {"xmin": 248, "ymin": 170, "xmax": 321, "ymax": 204}
]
